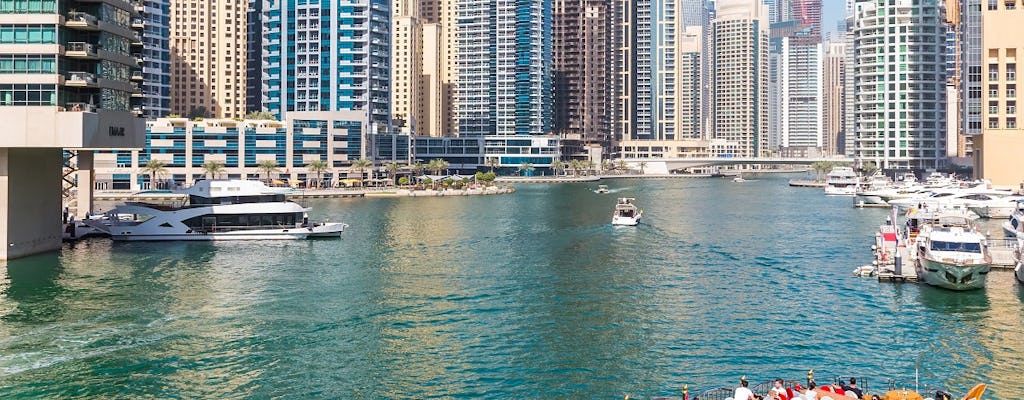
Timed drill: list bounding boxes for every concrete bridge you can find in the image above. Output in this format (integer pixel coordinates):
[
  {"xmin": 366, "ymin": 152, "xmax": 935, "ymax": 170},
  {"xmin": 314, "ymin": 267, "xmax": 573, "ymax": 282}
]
[{"xmin": 619, "ymin": 156, "xmax": 854, "ymax": 174}]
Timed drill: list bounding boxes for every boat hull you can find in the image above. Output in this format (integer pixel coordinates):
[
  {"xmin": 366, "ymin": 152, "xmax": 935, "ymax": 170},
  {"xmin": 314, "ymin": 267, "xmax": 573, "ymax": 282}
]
[
  {"xmin": 824, "ymin": 186, "xmax": 857, "ymax": 196},
  {"xmin": 111, "ymin": 224, "xmax": 347, "ymax": 241},
  {"xmin": 1002, "ymin": 220, "xmax": 1020, "ymax": 237},
  {"xmin": 1016, "ymin": 262, "xmax": 1024, "ymax": 284},
  {"xmin": 968, "ymin": 205, "xmax": 1015, "ymax": 219},
  {"xmin": 916, "ymin": 257, "xmax": 990, "ymax": 290},
  {"xmin": 612, "ymin": 216, "xmax": 640, "ymax": 226}
]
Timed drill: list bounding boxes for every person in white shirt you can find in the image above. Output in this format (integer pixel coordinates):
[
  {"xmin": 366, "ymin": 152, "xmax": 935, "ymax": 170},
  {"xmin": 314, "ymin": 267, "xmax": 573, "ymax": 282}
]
[
  {"xmin": 770, "ymin": 378, "xmax": 786, "ymax": 399},
  {"xmin": 734, "ymin": 376, "xmax": 755, "ymax": 400}
]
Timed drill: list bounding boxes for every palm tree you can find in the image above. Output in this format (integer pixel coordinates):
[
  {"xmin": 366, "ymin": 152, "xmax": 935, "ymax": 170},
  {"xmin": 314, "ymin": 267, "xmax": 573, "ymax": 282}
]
[
  {"xmin": 568, "ymin": 159, "xmax": 582, "ymax": 177},
  {"xmin": 257, "ymin": 159, "xmax": 280, "ymax": 184},
  {"xmin": 201, "ymin": 160, "xmax": 225, "ymax": 180},
  {"xmin": 601, "ymin": 159, "xmax": 613, "ymax": 174},
  {"xmin": 584, "ymin": 160, "xmax": 596, "ymax": 176},
  {"xmin": 306, "ymin": 159, "xmax": 330, "ymax": 188},
  {"xmin": 861, "ymin": 161, "xmax": 879, "ymax": 177},
  {"xmin": 350, "ymin": 158, "xmax": 373, "ymax": 186},
  {"xmin": 141, "ymin": 158, "xmax": 167, "ymax": 189},
  {"xmin": 517, "ymin": 162, "xmax": 535, "ymax": 176},
  {"xmin": 485, "ymin": 157, "xmax": 500, "ymax": 173},
  {"xmin": 616, "ymin": 159, "xmax": 627, "ymax": 173},
  {"xmin": 550, "ymin": 159, "xmax": 565, "ymax": 176},
  {"xmin": 638, "ymin": 161, "xmax": 647, "ymax": 175},
  {"xmin": 428, "ymin": 158, "xmax": 449, "ymax": 175},
  {"xmin": 385, "ymin": 162, "xmax": 400, "ymax": 185},
  {"xmin": 411, "ymin": 161, "xmax": 426, "ymax": 177}
]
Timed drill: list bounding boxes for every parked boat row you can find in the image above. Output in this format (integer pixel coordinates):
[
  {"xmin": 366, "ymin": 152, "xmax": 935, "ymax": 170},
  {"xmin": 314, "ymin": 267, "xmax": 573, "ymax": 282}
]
[{"xmin": 64, "ymin": 180, "xmax": 347, "ymax": 241}]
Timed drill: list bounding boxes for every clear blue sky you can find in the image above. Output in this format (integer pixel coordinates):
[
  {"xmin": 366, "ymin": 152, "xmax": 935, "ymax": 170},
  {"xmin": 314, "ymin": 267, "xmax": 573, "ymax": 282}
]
[{"xmin": 821, "ymin": 1, "xmax": 845, "ymax": 38}]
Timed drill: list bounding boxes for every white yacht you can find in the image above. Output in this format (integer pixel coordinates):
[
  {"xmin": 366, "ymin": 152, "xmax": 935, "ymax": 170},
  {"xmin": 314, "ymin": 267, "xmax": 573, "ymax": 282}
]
[
  {"xmin": 594, "ymin": 184, "xmax": 610, "ymax": 194},
  {"xmin": 1014, "ymin": 237, "xmax": 1024, "ymax": 284},
  {"xmin": 967, "ymin": 195, "xmax": 1024, "ymax": 219},
  {"xmin": 611, "ymin": 198, "xmax": 642, "ymax": 226},
  {"xmin": 1002, "ymin": 200, "xmax": 1024, "ymax": 237},
  {"xmin": 911, "ymin": 214, "xmax": 991, "ymax": 290},
  {"xmin": 824, "ymin": 166, "xmax": 858, "ymax": 196},
  {"xmin": 104, "ymin": 180, "xmax": 347, "ymax": 241},
  {"xmin": 732, "ymin": 175, "xmax": 746, "ymax": 183}
]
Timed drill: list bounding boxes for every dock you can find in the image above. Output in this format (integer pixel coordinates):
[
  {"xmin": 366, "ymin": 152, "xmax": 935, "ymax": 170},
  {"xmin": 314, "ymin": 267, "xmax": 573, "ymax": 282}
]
[
  {"xmin": 876, "ymin": 245, "xmax": 918, "ymax": 282},
  {"xmin": 788, "ymin": 179, "xmax": 825, "ymax": 188},
  {"xmin": 871, "ymin": 229, "xmax": 1019, "ymax": 284}
]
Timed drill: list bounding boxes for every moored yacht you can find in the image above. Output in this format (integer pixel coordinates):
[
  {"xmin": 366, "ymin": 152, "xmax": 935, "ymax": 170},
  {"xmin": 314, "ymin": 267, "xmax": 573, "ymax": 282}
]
[
  {"xmin": 611, "ymin": 198, "xmax": 642, "ymax": 226},
  {"xmin": 824, "ymin": 166, "xmax": 858, "ymax": 196},
  {"xmin": 911, "ymin": 214, "xmax": 991, "ymax": 290},
  {"xmin": 1015, "ymin": 237, "xmax": 1024, "ymax": 284},
  {"xmin": 1003, "ymin": 200, "xmax": 1024, "ymax": 238},
  {"xmin": 967, "ymin": 195, "xmax": 1024, "ymax": 219},
  {"xmin": 105, "ymin": 180, "xmax": 347, "ymax": 241}
]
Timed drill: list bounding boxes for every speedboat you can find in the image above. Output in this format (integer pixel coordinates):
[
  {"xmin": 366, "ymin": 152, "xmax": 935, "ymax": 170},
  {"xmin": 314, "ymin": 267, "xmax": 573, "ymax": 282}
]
[
  {"xmin": 824, "ymin": 166, "xmax": 858, "ymax": 196},
  {"xmin": 1002, "ymin": 200, "xmax": 1024, "ymax": 237},
  {"xmin": 911, "ymin": 214, "xmax": 991, "ymax": 290},
  {"xmin": 611, "ymin": 198, "xmax": 642, "ymax": 226},
  {"xmin": 105, "ymin": 180, "xmax": 348, "ymax": 241},
  {"xmin": 732, "ymin": 174, "xmax": 746, "ymax": 183},
  {"xmin": 594, "ymin": 184, "xmax": 610, "ymax": 194},
  {"xmin": 967, "ymin": 195, "xmax": 1024, "ymax": 219}
]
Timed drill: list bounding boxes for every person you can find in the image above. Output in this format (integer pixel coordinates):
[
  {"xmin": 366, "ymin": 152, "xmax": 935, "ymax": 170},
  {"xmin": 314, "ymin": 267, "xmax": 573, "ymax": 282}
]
[
  {"xmin": 770, "ymin": 378, "xmax": 787, "ymax": 399},
  {"xmin": 871, "ymin": 395, "xmax": 881, "ymax": 400},
  {"xmin": 841, "ymin": 377, "xmax": 863, "ymax": 399},
  {"xmin": 734, "ymin": 376, "xmax": 755, "ymax": 400}
]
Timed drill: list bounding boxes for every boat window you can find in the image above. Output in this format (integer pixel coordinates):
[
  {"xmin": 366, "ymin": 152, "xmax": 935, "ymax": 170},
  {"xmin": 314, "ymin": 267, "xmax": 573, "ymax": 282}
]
[{"xmin": 930, "ymin": 241, "xmax": 983, "ymax": 253}]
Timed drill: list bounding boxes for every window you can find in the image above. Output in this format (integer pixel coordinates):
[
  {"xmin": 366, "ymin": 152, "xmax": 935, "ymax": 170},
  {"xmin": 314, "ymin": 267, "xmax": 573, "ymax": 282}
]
[
  {"xmin": 0, "ymin": 83, "xmax": 56, "ymax": 105},
  {"xmin": 0, "ymin": 0, "xmax": 56, "ymax": 13},
  {"xmin": 1008, "ymin": 64, "xmax": 1016, "ymax": 81},
  {"xmin": 0, "ymin": 54, "xmax": 55, "ymax": 74},
  {"xmin": 0, "ymin": 24, "xmax": 56, "ymax": 44},
  {"xmin": 989, "ymin": 64, "xmax": 999, "ymax": 81}
]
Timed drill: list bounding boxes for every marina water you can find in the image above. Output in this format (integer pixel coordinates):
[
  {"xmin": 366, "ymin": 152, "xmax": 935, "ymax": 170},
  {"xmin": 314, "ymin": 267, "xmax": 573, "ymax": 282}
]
[{"xmin": 1, "ymin": 176, "xmax": 1023, "ymax": 398}]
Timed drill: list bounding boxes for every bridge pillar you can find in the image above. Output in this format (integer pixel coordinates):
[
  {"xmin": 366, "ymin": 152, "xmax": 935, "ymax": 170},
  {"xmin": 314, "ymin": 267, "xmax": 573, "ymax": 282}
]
[
  {"xmin": 0, "ymin": 148, "xmax": 64, "ymax": 260},
  {"xmin": 75, "ymin": 151, "xmax": 94, "ymax": 219}
]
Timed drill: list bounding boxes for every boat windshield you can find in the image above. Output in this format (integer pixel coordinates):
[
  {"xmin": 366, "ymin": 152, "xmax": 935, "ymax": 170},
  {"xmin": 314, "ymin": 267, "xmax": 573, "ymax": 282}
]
[{"xmin": 930, "ymin": 241, "xmax": 983, "ymax": 253}]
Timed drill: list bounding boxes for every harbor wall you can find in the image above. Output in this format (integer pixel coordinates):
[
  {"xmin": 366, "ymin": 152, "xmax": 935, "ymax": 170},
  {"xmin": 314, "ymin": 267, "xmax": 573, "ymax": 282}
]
[{"xmin": 0, "ymin": 148, "xmax": 63, "ymax": 260}]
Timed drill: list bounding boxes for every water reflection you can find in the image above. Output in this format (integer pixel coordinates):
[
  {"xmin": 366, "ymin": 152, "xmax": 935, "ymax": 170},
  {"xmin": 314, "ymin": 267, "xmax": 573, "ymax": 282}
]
[{"xmin": 0, "ymin": 252, "xmax": 65, "ymax": 325}]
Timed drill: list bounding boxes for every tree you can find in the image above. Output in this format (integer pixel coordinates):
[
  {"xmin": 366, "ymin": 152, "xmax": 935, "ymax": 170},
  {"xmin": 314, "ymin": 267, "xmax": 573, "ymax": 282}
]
[
  {"xmin": 257, "ymin": 159, "xmax": 280, "ymax": 184},
  {"xmin": 350, "ymin": 158, "xmax": 373, "ymax": 186},
  {"xmin": 616, "ymin": 159, "xmax": 627, "ymax": 173},
  {"xmin": 398, "ymin": 176, "xmax": 410, "ymax": 186},
  {"xmin": 485, "ymin": 157, "xmax": 500, "ymax": 173},
  {"xmin": 385, "ymin": 162, "xmax": 400, "ymax": 184},
  {"xmin": 601, "ymin": 159, "xmax": 613, "ymax": 174},
  {"xmin": 141, "ymin": 158, "xmax": 167, "ymax": 188},
  {"xmin": 306, "ymin": 159, "xmax": 330, "ymax": 188},
  {"xmin": 550, "ymin": 159, "xmax": 565, "ymax": 176},
  {"xmin": 411, "ymin": 161, "xmax": 426, "ymax": 177},
  {"xmin": 428, "ymin": 158, "xmax": 449, "ymax": 175},
  {"xmin": 244, "ymin": 111, "xmax": 277, "ymax": 120},
  {"xmin": 861, "ymin": 161, "xmax": 879, "ymax": 177},
  {"xmin": 188, "ymin": 106, "xmax": 208, "ymax": 120},
  {"xmin": 201, "ymin": 160, "xmax": 225, "ymax": 179},
  {"xmin": 584, "ymin": 160, "xmax": 596, "ymax": 176},
  {"xmin": 517, "ymin": 162, "xmax": 535, "ymax": 176},
  {"xmin": 638, "ymin": 161, "xmax": 647, "ymax": 175}
]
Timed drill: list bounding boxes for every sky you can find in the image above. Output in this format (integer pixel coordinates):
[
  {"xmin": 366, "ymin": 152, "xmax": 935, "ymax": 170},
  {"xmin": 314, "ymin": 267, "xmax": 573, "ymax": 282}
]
[{"xmin": 821, "ymin": 0, "xmax": 845, "ymax": 38}]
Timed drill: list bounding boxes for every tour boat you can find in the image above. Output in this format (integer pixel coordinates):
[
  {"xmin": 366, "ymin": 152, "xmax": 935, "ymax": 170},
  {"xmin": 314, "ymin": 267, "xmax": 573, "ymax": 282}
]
[
  {"xmin": 823, "ymin": 167, "xmax": 858, "ymax": 196},
  {"xmin": 611, "ymin": 198, "xmax": 642, "ymax": 226},
  {"xmin": 911, "ymin": 214, "xmax": 991, "ymax": 290},
  {"xmin": 594, "ymin": 184, "xmax": 610, "ymax": 194},
  {"xmin": 104, "ymin": 180, "xmax": 347, "ymax": 241},
  {"xmin": 1001, "ymin": 200, "xmax": 1024, "ymax": 237}
]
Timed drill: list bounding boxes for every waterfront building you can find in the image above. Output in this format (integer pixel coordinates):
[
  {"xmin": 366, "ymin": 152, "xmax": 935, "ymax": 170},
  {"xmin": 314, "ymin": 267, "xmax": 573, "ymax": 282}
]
[
  {"xmin": 169, "ymin": 0, "xmax": 248, "ymax": 119},
  {"xmin": 851, "ymin": 0, "xmax": 947, "ymax": 171},
  {"xmin": 553, "ymin": 0, "xmax": 613, "ymax": 152},
  {"xmin": 245, "ymin": 0, "xmax": 262, "ymax": 114},
  {"xmin": 133, "ymin": 0, "xmax": 170, "ymax": 119},
  {"xmin": 823, "ymin": 41, "xmax": 847, "ymax": 155},
  {"xmin": 973, "ymin": 0, "xmax": 1024, "ymax": 187},
  {"xmin": 711, "ymin": 0, "xmax": 770, "ymax": 157},
  {"xmin": 95, "ymin": 114, "xmax": 410, "ymax": 190},
  {"xmin": 454, "ymin": 0, "xmax": 557, "ymax": 171},
  {"xmin": 0, "ymin": 0, "xmax": 146, "ymax": 259},
  {"xmin": 261, "ymin": 0, "xmax": 390, "ymax": 131}
]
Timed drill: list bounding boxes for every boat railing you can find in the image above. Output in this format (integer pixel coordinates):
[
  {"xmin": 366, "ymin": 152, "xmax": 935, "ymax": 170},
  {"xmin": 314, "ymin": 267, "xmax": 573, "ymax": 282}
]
[
  {"xmin": 885, "ymin": 380, "xmax": 947, "ymax": 398},
  {"xmin": 987, "ymin": 238, "xmax": 1018, "ymax": 250},
  {"xmin": 690, "ymin": 387, "xmax": 733, "ymax": 400}
]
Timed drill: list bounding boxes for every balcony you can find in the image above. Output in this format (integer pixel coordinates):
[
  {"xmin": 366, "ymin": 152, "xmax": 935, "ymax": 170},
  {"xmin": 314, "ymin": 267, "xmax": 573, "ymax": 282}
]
[
  {"xmin": 131, "ymin": 83, "xmax": 143, "ymax": 97},
  {"xmin": 131, "ymin": 71, "xmax": 144, "ymax": 81},
  {"xmin": 132, "ymin": 106, "xmax": 143, "ymax": 115},
  {"xmin": 65, "ymin": 102, "xmax": 96, "ymax": 112},
  {"xmin": 65, "ymin": 71, "xmax": 97, "ymax": 86},
  {"xmin": 132, "ymin": 53, "xmax": 144, "ymax": 65},
  {"xmin": 131, "ymin": 17, "xmax": 144, "ymax": 29},
  {"xmin": 130, "ymin": 32, "xmax": 142, "ymax": 46},
  {"xmin": 65, "ymin": 42, "xmax": 98, "ymax": 59},
  {"xmin": 66, "ymin": 11, "xmax": 99, "ymax": 30}
]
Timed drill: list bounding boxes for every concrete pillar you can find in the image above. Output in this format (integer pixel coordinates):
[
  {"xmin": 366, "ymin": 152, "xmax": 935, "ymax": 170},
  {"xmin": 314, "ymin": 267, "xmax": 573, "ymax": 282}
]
[
  {"xmin": 75, "ymin": 150, "xmax": 94, "ymax": 219},
  {"xmin": 0, "ymin": 148, "xmax": 63, "ymax": 260}
]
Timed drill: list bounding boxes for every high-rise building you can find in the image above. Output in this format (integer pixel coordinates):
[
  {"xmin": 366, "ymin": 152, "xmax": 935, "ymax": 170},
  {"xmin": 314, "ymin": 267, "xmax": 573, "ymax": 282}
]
[
  {"xmin": 245, "ymin": 0, "xmax": 262, "ymax": 114},
  {"xmin": 0, "ymin": 0, "xmax": 145, "ymax": 259},
  {"xmin": 852, "ymin": 0, "xmax": 947, "ymax": 171},
  {"xmin": 454, "ymin": 0, "xmax": 557, "ymax": 170},
  {"xmin": 824, "ymin": 41, "xmax": 847, "ymax": 155},
  {"xmin": 843, "ymin": 1, "xmax": 856, "ymax": 157},
  {"xmin": 134, "ymin": 0, "xmax": 171, "ymax": 119},
  {"xmin": 553, "ymin": 0, "xmax": 613, "ymax": 148},
  {"xmin": 789, "ymin": 0, "xmax": 820, "ymax": 43},
  {"xmin": 261, "ymin": 0, "xmax": 391, "ymax": 130},
  {"xmin": 711, "ymin": 0, "xmax": 770, "ymax": 157},
  {"xmin": 169, "ymin": 0, "xmax": 249, "ymax": 119},
  {"xmin": 960, "ymin": 0, "xmax": 982, "ymax": 157},
  {"xmin": 391, "ymin": 0, "xmax": 450, "ymax": 137},
  {"xmin": 973, "ymin": 0, "xmax": 1024, "ymax": 187},
  {"xmin": 778, "ymin": 31, "xmax": 823, "ymax": 151}
]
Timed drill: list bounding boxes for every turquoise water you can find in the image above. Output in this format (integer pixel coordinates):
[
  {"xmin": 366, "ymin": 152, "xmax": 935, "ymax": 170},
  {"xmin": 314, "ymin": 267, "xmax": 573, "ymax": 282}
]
[{"xmin": 1, "ymin": 176, "xmax": 1023, "ymax": 398}]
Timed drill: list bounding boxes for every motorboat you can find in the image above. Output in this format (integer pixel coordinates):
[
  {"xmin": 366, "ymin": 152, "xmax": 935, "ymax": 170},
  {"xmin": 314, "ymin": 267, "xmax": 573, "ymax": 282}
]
[
  {"xmin": 732, "ymin": 174, "xmax": 746, "ymax": 183},
  {"xmin": 1015, "ymin": 237, "xmax": 1024, "ymax": 284},
  {"xmin": 824, "ymin": 166, "xmax": 858, "ymax": 196},
  {"xmin": 611, "ymin": 197, "xmax": 642, "ymax": 226},
  {"xmin": 888, "ymin": 190, "xmax": 1013, "ymax": 211},
  {"xmin": 1003, "ymin": 200, "xmax": 1024, "ymax": 237},
  {"xmin": 104, "ymin": 179, "xmax": 348, "ymax": 241},
  {"xmin": 967, "ymin": 195, "xmax": 1024, "ymax": 219},
  {"xmin": 594, "ymin": 184, "xmax": 610, "ymax": 194},
  {"xmin": 911, "ymin": 214, "xmax": 991, "ymax": 290}
]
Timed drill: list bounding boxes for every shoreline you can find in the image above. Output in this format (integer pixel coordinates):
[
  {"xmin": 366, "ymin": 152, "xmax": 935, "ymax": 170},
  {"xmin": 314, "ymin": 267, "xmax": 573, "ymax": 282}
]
[{"xmin": 93, "ymin": 185, "xmax": 516, "ymax": 201}]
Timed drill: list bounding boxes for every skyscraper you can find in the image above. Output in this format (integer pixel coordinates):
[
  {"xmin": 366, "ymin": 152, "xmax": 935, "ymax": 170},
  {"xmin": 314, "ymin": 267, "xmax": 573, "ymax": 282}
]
[
  {"xmin": 135, "ymin": 0, "xmax": 171, "ymax": 119},
  {"xmin": 960, "ymin": 0, "xmax": 983, "ymax": 157},
  {"xmin": 246, "ymin": 0, "xmax": 262, "ymax": 114},
  {"xmin": 824, "ymin": 41, "xmax": 847, "ymax": 155},
  {"xmin": 261, "ymin": 0, "xmax": 391, "ymax": 128},
  {"xmin": 973, "ymin": 0, "xmax": 1024, "ymax": 187},
  {"xmin": 778, "ymin": 31, "xmax": 823, "ymax": 152},
  {"xmin": 455, "ymin": 0, "xmax": 557, "ymax": 170},
  {"xmin": 169, "ymin": 0, "xmax": 249, "ymax": 118},
  {"xmin": 852, "ymin": 0, "xmax": 947, "ymax": 171},
  {"xmin": 712, "ymin": 0, "xmax": 770, "ymax": 157},
  {"xmin": 553, "ymin": 0, "xmax": 613, "ymax": 147}
]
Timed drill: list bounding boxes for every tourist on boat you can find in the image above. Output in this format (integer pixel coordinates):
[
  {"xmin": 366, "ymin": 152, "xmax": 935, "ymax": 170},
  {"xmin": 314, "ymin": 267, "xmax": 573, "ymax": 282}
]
[
  {"xmin": 733, "ymin": 376, "xmax": 755, "ymax": 400},
  {"xmin": 841, "ymin": 377, "xmax": 863, "ymax": 399},
  {"xmin": 770, "ymin": 378, "xmax": 787, "ymax": 399}
]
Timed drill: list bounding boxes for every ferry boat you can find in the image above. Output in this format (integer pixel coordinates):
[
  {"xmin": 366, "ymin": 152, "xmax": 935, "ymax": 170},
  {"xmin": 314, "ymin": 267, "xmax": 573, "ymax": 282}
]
[
  {"xmin": 911, "ymin": 214, "xmax": 991, "ymax": 290},
  {"xmin": 104, "ymin": 180, "xmax": 347, "ymax": 241},
  {"xmin": 824, "ymin": 166, "xmax": 858, "ymax": 196},
  {"xmin": 611, "ymin": 198, "xmax": 642, "ymax": 226},
  {"xmin": 1002, "ymin": 200, "xmax": 1024, "ymax": 237},
  {"xmin": 594, "ymin": 184, "xmax": 610, "ymax": 194}
]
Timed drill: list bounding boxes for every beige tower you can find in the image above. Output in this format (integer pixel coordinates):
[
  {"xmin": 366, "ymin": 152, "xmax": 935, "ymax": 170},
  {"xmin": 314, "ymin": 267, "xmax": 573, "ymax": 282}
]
[
  {"xmin": 170, "ymin": 0, "xmax": 249, "ymax": 119},
  {"xmin": 974, "ymin": 0, "xmax": 1024, "ymax": 188},
  {"xmin": 823, "ymin": 41, "xmax": 846, "ymax": 156},
  {"xmin": 392, "ymin": 0, "xmax": 453, "ymax": 136}
]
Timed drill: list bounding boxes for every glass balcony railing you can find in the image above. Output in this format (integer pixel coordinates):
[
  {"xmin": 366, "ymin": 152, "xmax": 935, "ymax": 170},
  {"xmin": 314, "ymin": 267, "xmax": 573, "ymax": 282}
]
[{"xmin": 66, "ymin": 71, "xmax": 97, "ymax": 85}]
